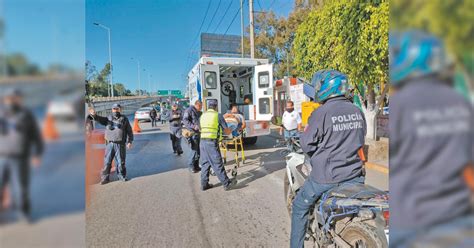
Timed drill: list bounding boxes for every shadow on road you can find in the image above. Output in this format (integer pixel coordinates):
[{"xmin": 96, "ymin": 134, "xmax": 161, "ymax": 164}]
[{"xmin": 224, "ymin": 149, "xmax": 287, "ymax": 188}]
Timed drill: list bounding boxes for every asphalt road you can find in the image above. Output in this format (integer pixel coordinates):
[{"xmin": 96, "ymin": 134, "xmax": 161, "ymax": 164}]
[
  {"xmin": 86, "ymin": 121, "xmax": 388, "ymax": 248},
  {"xmin": 0, "ymin": 123, "xmax": 85, "ymax": 248}
]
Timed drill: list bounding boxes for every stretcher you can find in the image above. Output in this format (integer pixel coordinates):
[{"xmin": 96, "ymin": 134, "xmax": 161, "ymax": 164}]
[{"xmin": 219, "ymin": 117, "xmax": 246, "ymax": 177}]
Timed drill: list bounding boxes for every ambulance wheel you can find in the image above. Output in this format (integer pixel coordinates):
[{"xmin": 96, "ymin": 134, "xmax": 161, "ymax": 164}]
[{"xmin": 243, "ymin": 137, "xmax": 257, "ymax": 145}]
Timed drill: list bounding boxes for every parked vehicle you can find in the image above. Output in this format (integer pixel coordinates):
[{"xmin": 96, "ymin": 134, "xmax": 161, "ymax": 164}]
[
  {"xmin": 134, "ymin": 107, "xmax": 154, "ymax": 122},
  {"xmin": 187, "ymin": 56, "xmax": 274, "ymax": 145},
  {"xmin": 284, "ymin": 138, "xmax": 389, "ymax": 247}
]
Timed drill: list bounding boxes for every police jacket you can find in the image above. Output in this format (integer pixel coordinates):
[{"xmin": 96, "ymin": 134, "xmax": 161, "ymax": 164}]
[
  {"xmin": 169, "ymin": 109, "xmax": 183, "ymax": 127},
  {"xmin": 300, "ymin": 96, "xmax": 366, "ymax": 184},
  {"xmin": 92, "ymin": 113, "xmax": 134, "ymax": 144},
  {"xmin": 183, "ymin": 106, "xmax": 201, "ymax": 132},
  {"xmin": 0, "ymin": 105, "xmax": 44, "ymax": 158},
  {"xmin": 389, "ymin": 77, "xmax": 473, "ymax": 229},
  {"xmin": 199, "ymin": 109, "xmax": 228, "ymax": 140}
]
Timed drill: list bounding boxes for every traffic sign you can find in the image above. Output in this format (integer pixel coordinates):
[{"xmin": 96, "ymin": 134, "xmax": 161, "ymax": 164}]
[
  {"xmin": 170, "ymin": 90, "xmax": 181, "ymax": 96},
  {"xmin": 157, "ymin": 90, "xmax": 169, "ymax": 96}
]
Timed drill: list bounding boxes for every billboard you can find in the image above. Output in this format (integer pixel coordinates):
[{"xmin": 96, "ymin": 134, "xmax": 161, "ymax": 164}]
[{"xmin": 200, "ymin": 33, "xmax": 243, "ymax": 57}]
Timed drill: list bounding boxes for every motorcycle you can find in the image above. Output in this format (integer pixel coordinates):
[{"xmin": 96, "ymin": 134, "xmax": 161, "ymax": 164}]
[{"xmin": 284, "ymin": 138, "xmax": 390, "ymax": 247}]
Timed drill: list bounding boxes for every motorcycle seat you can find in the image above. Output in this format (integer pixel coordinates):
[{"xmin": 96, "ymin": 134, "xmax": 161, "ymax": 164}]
[{"xmin": 326, "ymin": 183, "xmax": 384, "ymax": 199}]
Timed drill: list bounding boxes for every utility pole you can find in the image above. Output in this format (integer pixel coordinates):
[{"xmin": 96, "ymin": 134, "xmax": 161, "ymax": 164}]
[
  {"xmin": 249, "ymin": 0, "xmax": 255, "ymax": 58},
  {"xmin": 240, "ymin": 0, "xmax": 244, "ymax": 58}
]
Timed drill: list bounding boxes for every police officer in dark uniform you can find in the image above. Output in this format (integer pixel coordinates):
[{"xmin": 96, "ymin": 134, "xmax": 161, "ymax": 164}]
[
  {"xmin": 0, "ymin": 88, "xmax": 43, "ymax": 220},
  {"xmin": 169, "ymin": 104, "xmax": 183, "ymax": 155},
  {"xmin": 199, "ymin": 99, "xmax": 237, "ymax": 191},
  {"xmin": 182, "ymin": 100, "xmax": 202, "ymax": 173},
  {"xmin": 389, "ymin": 31, "xmax": 473, "ymax": 247},
  {"xmin": 88, "ymin": 104, "xmax": 133, "ymax": 184},
  {"xmin": 290, "ymin": 70, "xmax": 366, "ymax": 248}
]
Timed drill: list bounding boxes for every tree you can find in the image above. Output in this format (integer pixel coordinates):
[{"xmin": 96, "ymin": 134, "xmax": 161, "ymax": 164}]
[
  {"xmin": 114, "ymin": 83, "xmax": 127, "ymax": 96},
  {"xmin": 391, "ymin": 0, "xmax": 474, "ymax": 93},
  {"xmin": 5, "ymin": 53, "xmax": 41, "ymax": 76},
  {"xmin": 292, "ymin": 0, "xmax": 389, "ymax": 139},
  {"xmin": 247, "ymin": 0, "xmax": 322, "ymax": 78}
]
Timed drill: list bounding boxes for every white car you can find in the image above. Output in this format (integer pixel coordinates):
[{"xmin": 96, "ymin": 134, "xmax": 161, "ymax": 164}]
[{"xmin": 134, "ymin": 107, "xmax": 154, "ymax": 122}]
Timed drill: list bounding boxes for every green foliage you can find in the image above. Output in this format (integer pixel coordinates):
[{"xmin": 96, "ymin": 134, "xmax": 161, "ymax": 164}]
[
  {"xmin": 86, "ymin": 61, "xmax": 134, "ymax": 97},
  {"xmin": 391, "ymin": 0, "xmax": 474, "ymax": 88},
  {"xmin": 3, "ymin": 53, "xmax": 41, "ymax": 76},
  {"xmin": 292, "ymin": 0, "xmax": 388, "ymax": 103},
  {"xmin": 247, "ymin": 0, "xmax": 319, "ymax": 78}
]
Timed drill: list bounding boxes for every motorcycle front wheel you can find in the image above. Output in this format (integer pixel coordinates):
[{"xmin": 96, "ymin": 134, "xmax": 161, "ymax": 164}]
[
  {"xmin": 284, "ymin": 172, "xmax": 295, "ymax": 216},
  {"xmin": 340, "ymin": 223, "xmax": 386, "ymax": 248}
]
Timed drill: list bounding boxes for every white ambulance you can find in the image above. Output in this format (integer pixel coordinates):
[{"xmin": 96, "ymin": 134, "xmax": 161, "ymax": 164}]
[{"xmin": 187, "ymin": 56, "xmax": 274, "ymax": 144}]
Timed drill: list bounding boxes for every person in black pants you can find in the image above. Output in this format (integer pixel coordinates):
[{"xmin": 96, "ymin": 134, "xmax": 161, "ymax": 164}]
[
  {"xmin": 149, "ymin": 107, "xmax": 157, "ymax": 127},
  {"xmin": 169, "ymin": 104, "xmax": 183, "ymax": 155}
]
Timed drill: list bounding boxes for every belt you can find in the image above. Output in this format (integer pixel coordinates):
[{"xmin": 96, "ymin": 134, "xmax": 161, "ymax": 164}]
[{"xmin": 106, "ymin": 140, "xmax": 125, "ymax": 144}]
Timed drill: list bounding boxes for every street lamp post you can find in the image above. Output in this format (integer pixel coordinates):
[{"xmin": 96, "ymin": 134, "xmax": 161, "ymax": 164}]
[
  {"xmin": 93, "ymin": 22, "xmax": 114, "ymax": 97},
  {"xmin": 131, "ymin": 57, "xmax": 141, "ymax": 96}
]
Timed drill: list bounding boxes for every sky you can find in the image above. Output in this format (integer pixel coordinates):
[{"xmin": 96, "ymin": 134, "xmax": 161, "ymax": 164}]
[
  {"xmin": 85, "ymin": 0, "xmax": 294, "ymax": 93},
  {"xmin": 3, "ymin": 0, "xmax": 85, "ymax": 70}
]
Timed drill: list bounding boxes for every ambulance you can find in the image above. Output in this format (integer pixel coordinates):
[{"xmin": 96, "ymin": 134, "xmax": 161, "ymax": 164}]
[{"xmin": 187, "ymin": 56, "xmax": 274, "ymax": 144}]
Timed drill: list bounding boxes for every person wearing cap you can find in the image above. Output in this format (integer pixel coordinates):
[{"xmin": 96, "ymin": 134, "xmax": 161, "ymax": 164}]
[
  {"xmin": 169, "ymin": 104, "xmax": 183, "ymax": 155},
  {"xmin": 199, "ymin": 99, "xmax": 237, "ymax": 191},
  {"xmin": 182, "ymin": 100, "xmax": 202, "ymax": 173},
  {"xmin": 0, "ymin": 88, "xmax": 43, "ymax": 221},
  {"xmin": 88, "ymin": 103, "xmax": 133, "ymax": 184}
]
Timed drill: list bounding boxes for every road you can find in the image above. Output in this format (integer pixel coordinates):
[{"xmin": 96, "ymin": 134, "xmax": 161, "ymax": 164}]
[
  {"xmin": 86, "ymin": 121, "xmax": 388, "ymax": 248},
  {"xmin": 0, "ymin": 125, "xmax": 85, "ymax": 248}
]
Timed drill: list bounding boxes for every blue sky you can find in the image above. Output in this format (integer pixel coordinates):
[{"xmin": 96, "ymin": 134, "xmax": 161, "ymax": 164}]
[
  {"xmin": 3, "ymin": 0, "xmax": 84, "ymax": 70},
  {"xmin": 86, "ymin": 0, "xmax": 294, "ymax": 93}
]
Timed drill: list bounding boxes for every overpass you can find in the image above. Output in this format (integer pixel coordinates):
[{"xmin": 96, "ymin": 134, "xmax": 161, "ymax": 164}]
[
  {"xmin": 88, "ymin": 96, "xmax": 160, "ymax": 115},
  {"xmin": 0, "ymin": 74, "xmax": 83, "ymax": 107}
]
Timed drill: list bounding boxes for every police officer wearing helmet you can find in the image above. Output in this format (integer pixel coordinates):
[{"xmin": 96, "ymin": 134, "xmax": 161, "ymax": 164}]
[
  {"xmin": 199, "ymin": 99, "xmax": 237, "ymax": 191},
  {"xmin": 88, "ymin": 103, "xmax": 133, "ymax": 184},
  {"xmin": 0, "ymin": 88, "xmax": 43, "ymax": 221},
  {"xmin": 389, "ymin": 31, "xmax": 473, "ymax": 247},
  {"xmin": 290, "ymin": 70, "xmax": 367, "ymax": 248}
]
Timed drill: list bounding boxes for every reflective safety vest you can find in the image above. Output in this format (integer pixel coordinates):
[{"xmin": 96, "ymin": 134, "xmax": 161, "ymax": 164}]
[{"xmin": 200, "ymin": 110, "xmax": 220, "ymax": 139}]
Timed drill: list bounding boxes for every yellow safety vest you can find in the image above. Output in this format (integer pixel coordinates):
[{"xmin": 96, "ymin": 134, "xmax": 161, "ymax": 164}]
[{"xmin": 200, "ymin": 110, "xmax": 220, "ymax": 139}]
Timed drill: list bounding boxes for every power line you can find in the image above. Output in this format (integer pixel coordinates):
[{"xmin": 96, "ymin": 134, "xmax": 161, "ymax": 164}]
[
  {"xmin": 204, "ymin": 0, "xmax": 222, "ymax": 33},
  {"xmin": 188, "ymin": 0, "xmax": 212, "ymax": 52},
  {"xmin": 257, "ymin": 0, "xmax": 263, "ymax": 10},
  {"xmin": 185, "ymin": 0, "xmax": 212, "ymax": 78},
  {"xmin": 212, "ymin": 0, "xmax": 234, "ymax": 33},
  {"xmin": 268, "ymin": 0, "xmax": 277, "ymax": 10},
  {"xmin": 223, "ymin": 0, "xmax": 246, "ymax": 36}
]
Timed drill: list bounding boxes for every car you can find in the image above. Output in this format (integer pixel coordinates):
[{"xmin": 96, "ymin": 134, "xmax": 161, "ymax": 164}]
[{"xmin": 134, "ymin": 107, "xmax": 154, "ymax": 122}]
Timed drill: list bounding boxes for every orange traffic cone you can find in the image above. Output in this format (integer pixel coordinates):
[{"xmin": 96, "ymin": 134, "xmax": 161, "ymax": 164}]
[
  {"xmin": 132, "ymin": 118, "xmax": 141, "ymax": 133},
  {"xmin": 1, "ymin": 185, "xmax": 10, "ymax": 209},
  {"xmin": 42, "ymin": 113, "xmax": 59, "ymax": 141}
]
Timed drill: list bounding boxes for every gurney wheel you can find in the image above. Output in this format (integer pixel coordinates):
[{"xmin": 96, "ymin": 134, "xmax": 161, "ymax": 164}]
[
  {"xmin": 231, "ymin": 167, "xmax": 238, "ymax": 177},
  {"xmin": 210, "ymin": 169, "xmax": 216, "ymax": 176},
  {"xmin": 223, "ymin": 158, "xmax": 227, "ymax": 164}
]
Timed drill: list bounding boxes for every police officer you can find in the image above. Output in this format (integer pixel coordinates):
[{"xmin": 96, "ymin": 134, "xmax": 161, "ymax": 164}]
[
  {"xmin": 389, "ymin": 31, "xmax": 473, "ymax": 247},
  {"xmin": 183, "ymin": 100, "xmax": 202, "ymax": 173},
  {"xmin": 0, "ymin": 88, "xmax": 43, "ymax": 221},
  {"xmin": 290, "ymin": 70, "xmax": 366, "ymax": 248},
  {"xmin": 199, "ymin": 99, "xmax": 237, "ymax": 191},
  {"xmin": 169, "ymin": 104, "xmax": 183, "ymax": 155},
  {"xmin": 88, "ymin": 104, "xmax": 133, "ymax": 184}
]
